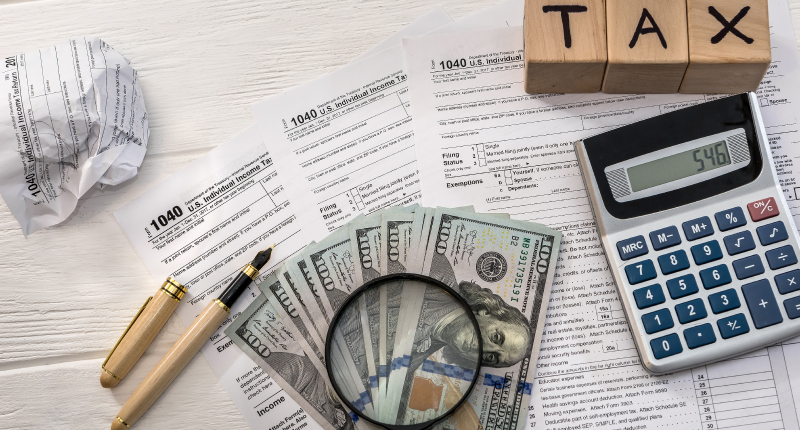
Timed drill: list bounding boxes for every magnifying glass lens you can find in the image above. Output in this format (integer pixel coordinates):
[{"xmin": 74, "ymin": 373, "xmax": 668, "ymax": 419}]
[{"xmin": 327, "ymin": 274, "xmax": 482, "ymax": 429}]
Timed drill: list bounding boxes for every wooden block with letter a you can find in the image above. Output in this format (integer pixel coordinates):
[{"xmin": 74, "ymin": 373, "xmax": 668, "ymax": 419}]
[
  {"xmin": 524, "ymin": 0, "xmax": 607, "ymax": 93},
  {"xmin": 679, "ymin": 0, "xmax": 770, "ymax": 94},
  {"xmin": 603, "ymin": 0, "xmax": 689, "ymax": 93}
]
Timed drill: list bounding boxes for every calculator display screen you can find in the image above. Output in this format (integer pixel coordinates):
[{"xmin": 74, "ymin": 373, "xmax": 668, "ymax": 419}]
[{"xmin": 627, "ymin": 141, "xmax": 731, "ymax": 192}]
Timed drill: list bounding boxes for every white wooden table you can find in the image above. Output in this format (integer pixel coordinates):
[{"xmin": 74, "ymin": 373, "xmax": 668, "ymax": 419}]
[{"xmin": 1, "ymin": 1, "xmax": 800, "ymax": 428}]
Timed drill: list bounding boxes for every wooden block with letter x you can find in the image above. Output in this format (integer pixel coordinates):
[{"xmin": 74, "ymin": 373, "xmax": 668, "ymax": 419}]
[
  {"xmin": 603, "ymin": 0, "xmax": 689, "ymax": 93},
  {"xmin": 679, "ymin": 0, "xmax": 771, "ymax": 94},
  {"xmin": 524, "ymin": 0, "xmax": 607, "ymax": 93}
]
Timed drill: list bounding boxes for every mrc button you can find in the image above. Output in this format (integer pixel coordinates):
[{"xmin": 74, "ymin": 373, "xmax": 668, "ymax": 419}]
[{"xmin": 617, "ymin": 235, "xmax": 648, "ymax": 260}]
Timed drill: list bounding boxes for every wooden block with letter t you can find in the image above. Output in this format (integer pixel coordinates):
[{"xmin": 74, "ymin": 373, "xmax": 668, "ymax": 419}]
[
  {"xmin": 603, "ymin": 0, "xmax": 689, "ymax": 93},
  {"xmin": 679, "ymin": 0, "xmax": 770, "ymax": 94},
  {"xmin": 523, "ymin": 0, "xmax": 607, "ymax": 93}
]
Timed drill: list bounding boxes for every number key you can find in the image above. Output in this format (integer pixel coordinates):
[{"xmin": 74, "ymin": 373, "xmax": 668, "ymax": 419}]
[
  {"xmin": 641, "ymin": 308, "xmax": 674, "ymax": 334},
  {"xmin": 675, "ymin": 298, "xmax": 707, "ymax": 324},
  {"xmin": 691, "ymin": 240, "xmax": 722, "ymax": 265},
  {"xmin": 633, "ymin": 284, "xmax": 665, "ymax": 309},
  {"xmin": 658, "ymin": 250, "xmax": 690, "ymax": 275},
  {"xmin": 699, "ymin": 264, "xmax": 732, "ymax": 289},
  {"xmin": 650, "ymin": 333, "xmax": 682, "ymax": 359},
  {"xmin": 625, "ymin": 260, "xmax": 657, "ymax": 284},
  {"xmin": 708, "ymin": 289, "xmax": 741, "ymax": 314},
  {"xmin": 666, "ymin": 274, "xmax": 699, "ymax": 299}
]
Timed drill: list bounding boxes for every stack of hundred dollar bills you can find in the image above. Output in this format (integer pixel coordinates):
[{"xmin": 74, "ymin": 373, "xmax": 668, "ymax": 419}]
[{"xmin": 224, "ymin": 204, "xmax": 561, "ymax": 430}]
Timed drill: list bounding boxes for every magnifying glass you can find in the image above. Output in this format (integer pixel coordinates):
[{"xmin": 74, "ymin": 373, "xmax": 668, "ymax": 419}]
[{"xmin": 326, "ymin": 273, "xmax": 483, "ymax": 430}]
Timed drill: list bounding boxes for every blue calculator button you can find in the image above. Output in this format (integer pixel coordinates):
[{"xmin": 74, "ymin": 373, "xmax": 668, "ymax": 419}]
[
  {"xmin": 732, "ymin": 255, "xmax": 765, "ymax": 280},
  {"xmin": 766, "ymin": 245, "xmax": 798, "ymax": 270},
  {"xmin": 757, "ymin": 221, "xmax": 789, "ymax": 246},
  {"xmin": 708, "ymin": 289, "xmax": 741, "ymax": 314},
  {"xmin": 633, "ymin": 284, "xmax": 665, "ymax": 309},
  {"xmin": 683, "ymin": 216, "xmax": 714, "ymax": 241},
  {"xmin": 741, "ymin": 279, "xmax": 783, "ymax": 329},
  {"xmin": 675, "ymin": 298, "xmax": 707, "ymax": 324},
  {"xmin": 650, "ymin": 333, "xmax": 682, "ymax": 359},
  {"xmin": 723, "ymin": 231, "xmax": 756, "ymax": 256},
  {"xmin": 784, "ymin": 296, "xmax": 800, "ymax": 319},
  {"xmin": 699, "ymin": 265, "xmax": 732, "ymax": 289},
  {"xmin": 717, "ymin": 313, "xmax": 750, "ymax": 339},
  {"xmin": 641, "ymin": 308, "xmax": 674, "ymax": 334},
  {"xmin": 690, "ymin": 240, "xmax": 723, "ymax": 265},
  {"xmin": 666, "ymin": 274, "xmax": 699, "ymax": 299},
  {"xmin": 617, "ymin": 235, "xmax": 648, "ymax": 260},
  {"xmin": 684, "ymin": 323, "xmax": 716, "ymax": 349},
  {"xmin": 649, "ymin": 226, "xmax": 681, "ymax": 250},
  {"xmin": 714, "ymin": 207, "xmax": 747, "ymax": 231},
  {"xmin": 658, "ymin": 250, "xmax": 690, "ymax": 275},
  {"xmin": 775, "ymin": 269, "xmax": 800, "ymax": 294},
  {"xmin": 625, "ymin": 260, "xmax": 657, "ymax": 284}
]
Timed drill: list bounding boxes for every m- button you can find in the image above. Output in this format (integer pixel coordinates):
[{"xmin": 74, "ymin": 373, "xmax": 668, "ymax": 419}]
[
  {"xmin": 617, "ymin": 235, "xmax": 648, "ymax": 260},
  {"xmin": 683, "ymin": 216, "xmax": 714, "ymax": 241}
]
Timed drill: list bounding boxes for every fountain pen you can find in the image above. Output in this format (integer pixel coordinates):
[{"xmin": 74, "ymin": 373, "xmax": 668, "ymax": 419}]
[{"xmin": 111, "ymin": 246, "xmax": 275, "ymax": 430}]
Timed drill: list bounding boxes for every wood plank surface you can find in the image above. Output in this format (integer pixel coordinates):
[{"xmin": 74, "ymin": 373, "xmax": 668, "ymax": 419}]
[{"xmin": 0, "ymin": 0, "xmax": 800, "ymax": 429}]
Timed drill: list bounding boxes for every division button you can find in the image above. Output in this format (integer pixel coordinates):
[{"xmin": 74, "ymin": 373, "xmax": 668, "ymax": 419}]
[
  {"xmin": 617, "ymin": 235, "xmax": 648, "ymax": 260},
  {"xmin": 691, "ymin": 240, "xmax": 723, "ymax": 265},
  {"xmin": 723, "ymin": 231, "xmax": 756, "ymax": 256},
  {"xmin": 658, "ymin": 250, "xmax": 690, "ymax": 275},
  {"xmin": 683, "ymin": 323, "xmax": 716, "ymax": 349},
  {"xmin": 641, "ymin": 308, "xmax": 674, "ymax": 334},
  {"xmin": 675, "ymin": 298, "xmax": 708, "ymax": 324},
  {"xmin": 650, "ymin": 333, "xmax": 682, "ymax": 359},
  {"xmin": 784, "ymin": 296, "xmax": 800, "ymax": 319},
  {"xmin": 715, "ymin": 207, "xmax": 747, "ymax": 231},
  {"xmin": 633, "ymin": 284, "xmax": 666, "ymax": 309},
  {"xmin": 683, "ymin": 216, "xmax": 714, "ymax": 241},
  {"xmin": 741, "ymin": 279, "xmax": 783, "ymax": 329},
  {"xmin": 747, "ymin": 197, "xmax": 780, "ymax": 222},
  {"xmin": 649, "ymin": 226, "xmax": 681, "ymax": 250},
  {"xmin": 765, "ymin": 245, "xmax": 798, "ymax": 270},
  {"xmin": 708, "ymin": 289, "xmax": 741, "ymax": 314},
  {"xmin": 717, "ymin": 313, "xmax": 750, "ymax": 339},
  {"xmin": 732, "ymin": 255, "xmax": 765, "ymax": 280},
  {"xmin": 699, "ymin": 264, "xmax": 732, "ymax": 289},
  {"xmin": 775, "ymin": 269, "xmax": 800, "ymax": 295},
  {"xmin": 757, "ymin": 221, "xmax": 789, "ymax": 246},
  {"xmin": 625, "ymin": 260, "xmax": 657, "ymax": 284},
  {"xmin": 666, "ymin": 274, "xmax": 700, "ymax": 299}
]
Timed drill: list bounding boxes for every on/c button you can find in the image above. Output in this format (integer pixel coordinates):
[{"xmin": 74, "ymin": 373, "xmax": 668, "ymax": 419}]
[{"xmin": 617, "ymin": 235, "xmax": 648, "ymax": 260}]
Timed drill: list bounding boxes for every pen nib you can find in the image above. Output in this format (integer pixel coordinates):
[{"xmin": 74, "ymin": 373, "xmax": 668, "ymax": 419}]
[{"xmin": 251, "ymin": 245, "xmax": 275, "ymax": 270}]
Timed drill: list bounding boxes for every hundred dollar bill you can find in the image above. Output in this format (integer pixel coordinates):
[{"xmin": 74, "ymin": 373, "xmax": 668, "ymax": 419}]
[
  {"xmin": 224, "ymin": 293, "xmax": 355, "ymax": 430},
  {"xmin": 393, "ymin": 208, "xmax": 561, "ymax": 429},
  {"xmin": 286, "ymin": 252, "xmax": 332, "ymax": 333}
]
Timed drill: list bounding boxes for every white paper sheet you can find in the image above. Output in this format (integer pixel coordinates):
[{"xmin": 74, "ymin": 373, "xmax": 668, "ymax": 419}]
[
  {"xmin": 402, "ymin": 0, "xmax": 800, "ymax": 427},
  {"xmin": 0, "ymin": 37, "xmax": 148, "ymax": 236}
]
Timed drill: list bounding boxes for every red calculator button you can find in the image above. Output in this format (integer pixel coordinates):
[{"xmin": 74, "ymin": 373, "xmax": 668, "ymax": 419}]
[{"xmin": 747, "ymin": 197, "xmax": 779, "ymax": 222}]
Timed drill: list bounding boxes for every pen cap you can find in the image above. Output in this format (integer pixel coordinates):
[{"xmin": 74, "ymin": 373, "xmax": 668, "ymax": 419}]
[{"xmin": 101, "ymin": 277, "xmax": 187, "ymax": 388}]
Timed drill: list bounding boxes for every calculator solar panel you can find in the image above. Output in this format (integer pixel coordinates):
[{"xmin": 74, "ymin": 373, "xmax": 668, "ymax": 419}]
[{"xmin": 574, "ymin": 93, "xmax": 800, "ymax": 374}]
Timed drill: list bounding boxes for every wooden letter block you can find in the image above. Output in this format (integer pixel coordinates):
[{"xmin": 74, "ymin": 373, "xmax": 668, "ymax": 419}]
[
  {"xmin": 524, "ymin": 0, "xmax": 607, "ymax": 93},
  {"xmin": 680, "ymin": 0, "xmax": 770, "ymax": 94},
  {"xmin": 603, "ymin": 0, "xmax": 689, "ymax": 93}
]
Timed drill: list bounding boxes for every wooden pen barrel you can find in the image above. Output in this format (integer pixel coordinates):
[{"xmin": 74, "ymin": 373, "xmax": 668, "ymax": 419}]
[
  {"xmin": 101, "ymin": 278, "xmax": 185, "ymax": 388},
  {"xmin": 112, "ymin": 300, "xmax": 230, "ymax": 430}
]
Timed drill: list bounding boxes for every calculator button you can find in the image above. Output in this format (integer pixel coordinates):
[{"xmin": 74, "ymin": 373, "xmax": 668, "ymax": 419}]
[
  {"xmin": 757, "ymin": 221, "xmax": 788, "ymax": 246},
  {"xmin": 683, "ymin": 216, "xmax": 714, "ymax": 241},
  {"xmin": 625, "ymin": 260, "xmax": 657, "ymax": 284},
  {"xmin": 775, "ymin": 269, "xmax": 800, "ymax": 294},
  {"xmin": 658, "ymin": 250, "xmax": 690, "ymax": 275},
  {"xmin": 741, "ymin": 279, "xmax": 783, "ymax": 329},
  {"xmin": 723, "ymin": 231, "xmax": 756, "ymax": 256},
  {"xmin": 666, "ymin": 274, "xmax": 699, "ymax": 299},
  {"xmin": 633, "ymin": 284, "xmax": 665, "ymax": 309},
  {"xmin": 641, "ymin": 308, "xmax": 674, "ymax": 334},
  {"xmin": 650, "ymin": 333, "xmax": 682, "ymax": 359},
  {"xmin": 784, "ymin": 296, "xmax": 800, "ymax": 319},
  {"xmin": 684, "ymin": 323, "xmax": 716, "ymax": 349},
  {"xmin": 732, "ymin": 255, "xmax": 765, "ymax": 280},
  {"xmin": 617, "ymin": 235, "xmax": 648, "ymax": 260},
  {"xmin": 765, "ymin": 245, "xmax": 798, "ymax": 270},
  {"xmin": 708, "ymin": 289, "xmax": 741, "ymax": 314},
  {"xmin": 649, "ymin": 226, "xmax": 681, "ymax": 250},
  {"xmin": 747, "ymin": 197, "xmax": 779, "ymax": 222},
  {"xmin": 715, "ymin": 207, "xmax": 747, "ymax": 231},
  {"xmin": 690, "ymin": 240, "xmax": 722, "ymax": 265},
  {"xmin": 717, "ymin": 313, "xmax": 750, "ymax": 339},
  {"xmin": 699, "ymin": 265, "xmax": 732, "ymax": 289},
  {"xmin": 675, "ymin": 298, "xmax": 707, "ymax": 324}
]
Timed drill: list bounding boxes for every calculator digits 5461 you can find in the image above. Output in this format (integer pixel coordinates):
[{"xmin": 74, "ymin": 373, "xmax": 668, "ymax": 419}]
[{"xmin": 575, "ymin": 93, "xmax": 800, "ymax": 374}]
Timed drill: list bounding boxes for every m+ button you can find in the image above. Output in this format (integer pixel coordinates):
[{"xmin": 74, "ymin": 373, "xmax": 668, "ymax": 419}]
[{"xmin": 683, "ymin": 216, "xmax": 714, "ymax": 241}]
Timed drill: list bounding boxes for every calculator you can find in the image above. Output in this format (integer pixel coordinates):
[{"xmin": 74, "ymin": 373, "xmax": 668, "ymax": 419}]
[{"xmin": 574, "ymin": 93, "xmax": 800, "ymax": 374}]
